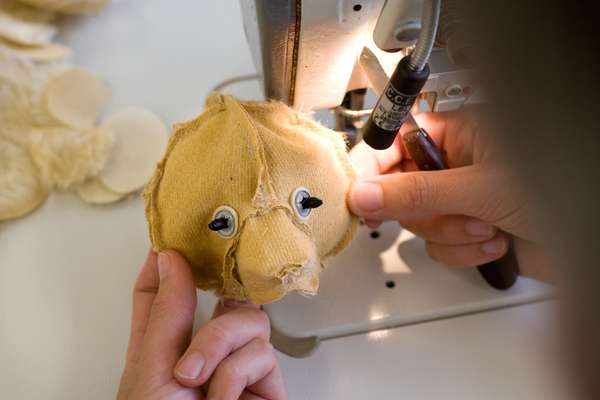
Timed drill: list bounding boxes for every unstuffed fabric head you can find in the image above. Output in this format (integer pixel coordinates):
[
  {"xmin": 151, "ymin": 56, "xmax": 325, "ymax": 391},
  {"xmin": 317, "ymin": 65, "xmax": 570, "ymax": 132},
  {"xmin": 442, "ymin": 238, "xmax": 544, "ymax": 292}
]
[{"xmin": 144, "ymin": 94, "xmax": 358, "ymax": 304}]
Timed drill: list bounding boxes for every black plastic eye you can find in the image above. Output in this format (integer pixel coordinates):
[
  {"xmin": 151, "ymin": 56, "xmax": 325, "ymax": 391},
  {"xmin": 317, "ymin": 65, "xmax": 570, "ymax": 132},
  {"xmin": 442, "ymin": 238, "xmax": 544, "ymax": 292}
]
[
  {"xmin": 301, "ymin": 196, "xmax": 323, "ymax": 209},
  {"xmin": 208, "ymin": 217, "xmax": 229, "ymax": 231},
  {"xmin": 209, "ymin": 206, "xmax": 238, "ymax": 238},
  {"xmin": 291, "ymin": 187, "xmax": 323, "ymax": 219}
]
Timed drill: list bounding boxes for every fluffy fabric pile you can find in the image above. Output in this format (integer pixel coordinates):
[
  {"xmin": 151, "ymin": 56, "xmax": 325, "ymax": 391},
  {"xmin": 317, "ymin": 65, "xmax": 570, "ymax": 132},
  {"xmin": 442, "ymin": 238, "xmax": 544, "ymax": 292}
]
[{"xmin": 0, "ymin": 0, "xmax": 168, "ymax": 221}]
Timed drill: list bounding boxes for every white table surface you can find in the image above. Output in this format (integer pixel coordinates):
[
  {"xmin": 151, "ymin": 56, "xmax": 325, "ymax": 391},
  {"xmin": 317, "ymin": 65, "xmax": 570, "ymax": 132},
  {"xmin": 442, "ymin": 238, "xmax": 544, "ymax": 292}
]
[
  {"xmin": 0, "ymin": 1, "xmax": 575, "ymax": 399},
  {"xmin": 278, "ymin": 301, "xmax": 572, "ymax": 400}
]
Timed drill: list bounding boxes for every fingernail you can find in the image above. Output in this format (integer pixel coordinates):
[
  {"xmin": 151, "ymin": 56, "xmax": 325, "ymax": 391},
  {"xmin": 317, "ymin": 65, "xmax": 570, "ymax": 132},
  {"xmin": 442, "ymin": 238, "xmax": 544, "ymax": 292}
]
[
  {"xmin": 465, "ymin": 220, "xmax": 495, "ymax": 237},
  {"xmin": 481, "ymin": 237, "xmax": 505, "ymax": 255},
  {"xmin": 365, "ymin": 219, "xmax": 383, "ymax": 229},
  {"xmin": 350, "ymin": 181, "xmax": 384, "ymax": 213},
  {"xmin": 176, "ymin": 352, "xmax": 204, "ymax": 380},
  {"xmin": 157, "ymin": 252, "xmax": 170, "ymax": 280}
]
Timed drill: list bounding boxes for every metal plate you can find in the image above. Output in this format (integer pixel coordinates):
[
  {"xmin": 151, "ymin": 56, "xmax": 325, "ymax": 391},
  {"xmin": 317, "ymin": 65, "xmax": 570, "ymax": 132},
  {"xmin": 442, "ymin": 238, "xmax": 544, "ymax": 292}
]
[
  {"xmin": 277, "ymin": 301, "xmax": 574, "ymax": 400},
  {"xmin": 265, "ymin": 221, "xmax": 553, "ymax": 339}
]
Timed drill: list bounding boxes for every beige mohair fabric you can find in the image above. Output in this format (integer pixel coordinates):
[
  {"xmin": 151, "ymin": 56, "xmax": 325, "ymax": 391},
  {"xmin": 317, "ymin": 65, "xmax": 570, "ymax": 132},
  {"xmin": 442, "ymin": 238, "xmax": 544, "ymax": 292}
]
[{"xmin": 144, "ymin": 94, "xmax": 358, "ymax": 304}]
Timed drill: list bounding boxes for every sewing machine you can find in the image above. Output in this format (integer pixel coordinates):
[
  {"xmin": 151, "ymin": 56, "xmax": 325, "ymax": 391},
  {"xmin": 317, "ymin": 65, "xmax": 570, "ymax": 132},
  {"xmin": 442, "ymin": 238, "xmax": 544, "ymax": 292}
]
[
  {"xmin": 240, "ymin": 0, "xmax": 476, "ymax": 127},
  {"xmin": 0, "ymin": 2, "xmax": 569, "ymax": 399},
  {"xmin": 240, "ymin": 0, "xmax": 553, "ymax": 357}
]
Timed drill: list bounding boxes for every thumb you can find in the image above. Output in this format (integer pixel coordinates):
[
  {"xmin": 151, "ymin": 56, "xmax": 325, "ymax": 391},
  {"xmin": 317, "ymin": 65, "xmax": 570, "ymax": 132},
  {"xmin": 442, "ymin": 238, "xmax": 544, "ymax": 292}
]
[
  {"xmin": 138, "ymin": 250, "xmax": 197, "ymax": 379},
  {"xmin": 347, "ymin": 165, "xmax": 504, "ymax": 222}
]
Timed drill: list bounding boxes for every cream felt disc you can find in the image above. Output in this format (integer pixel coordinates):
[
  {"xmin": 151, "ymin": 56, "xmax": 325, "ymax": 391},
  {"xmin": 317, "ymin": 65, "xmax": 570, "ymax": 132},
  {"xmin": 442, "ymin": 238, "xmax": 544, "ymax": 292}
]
[
  {"xmin": 0, "ymin": 0, "xmax": 55, "ymax": 23},
  {"xmin": 99, "ymin": 107, "xmax": 167, "ymax": 194},
  {"xmin": 43, "ymin": 67, "xmax": 110, "ymax": 129},
  {"xmin": 0, "ymin": 46, "xmax": 62, "ymax": 135},
  {"xmin": 57, "ymin": 0, "xmax": 110, "ymax": 15},
  {"xmin": 76, "ymin": 178, "xmax": 124, "ymax": 204},
  {"xmin": 17, "ymin": 0, "xmax": 110, "ymax": 15},
  {"xmin": 3, "ymin": 41, "xmax": 71, "ymax": 62},
  {"xmin": 0, "ymin": 75, "xmax": 31, "ymax": 144},
  {"xmin": 0, "ymin": 1, "xmax": 56, "ymax": 46},
  {"xmin": 0, "ymin": 137, "xmax": 47, "ymax": 221}
]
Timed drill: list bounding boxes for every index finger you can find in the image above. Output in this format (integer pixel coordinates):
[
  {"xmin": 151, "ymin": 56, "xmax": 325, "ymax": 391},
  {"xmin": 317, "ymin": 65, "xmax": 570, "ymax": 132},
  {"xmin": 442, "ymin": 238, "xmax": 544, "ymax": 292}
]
[
  {"xmin": 350, "ymin": 109, "xmax": 477, "ymax": 178},
  {"xmin": 411, "ymin": 110, "xmax": 479, "ymax": 168},
  {"xmin": 174, "ymin": 305, "xmax": 270, "ymax": 387}
]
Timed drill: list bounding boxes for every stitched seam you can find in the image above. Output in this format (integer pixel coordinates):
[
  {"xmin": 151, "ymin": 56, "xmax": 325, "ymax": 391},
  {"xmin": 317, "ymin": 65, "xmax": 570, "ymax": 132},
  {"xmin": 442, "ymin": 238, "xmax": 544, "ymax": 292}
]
[{"xmin": 143, "ymin": 95, "xmax": 226, "ymax": 251}]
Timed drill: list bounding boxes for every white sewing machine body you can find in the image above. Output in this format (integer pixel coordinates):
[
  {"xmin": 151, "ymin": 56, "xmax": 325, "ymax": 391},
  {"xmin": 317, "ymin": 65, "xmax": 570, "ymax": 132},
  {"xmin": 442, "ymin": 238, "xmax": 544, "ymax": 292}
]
[
  {"xmin": 240, "ymin": 0, "xmax": 553, "ymax": 357},
  {"xmin": 241, "ymin": 0, "xmax": 474, "ymax": 114}
]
